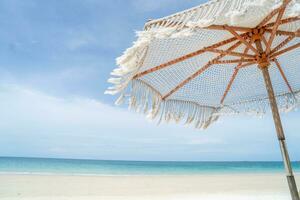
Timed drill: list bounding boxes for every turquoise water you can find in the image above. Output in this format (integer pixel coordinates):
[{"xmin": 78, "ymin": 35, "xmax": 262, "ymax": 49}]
[{"xmin": 0, "ymin": 157, "xmax": 299, "ymax": 175}]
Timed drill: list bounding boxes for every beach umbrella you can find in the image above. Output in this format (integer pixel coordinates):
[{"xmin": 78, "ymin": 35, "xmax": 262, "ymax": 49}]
[{"xmin": 106, "ymin": 0, "xmax": 300, "ymax": 199}]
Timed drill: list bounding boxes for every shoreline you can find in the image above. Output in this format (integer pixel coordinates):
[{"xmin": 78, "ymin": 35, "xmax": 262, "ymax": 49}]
[{"xmin": 0, "ymin": 170, "xmax": 298, "ymax": 177}]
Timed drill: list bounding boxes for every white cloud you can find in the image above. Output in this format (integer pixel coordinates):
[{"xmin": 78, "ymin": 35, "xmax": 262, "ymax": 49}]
[
  {"xmin": 0, "ymin": 83, "xmax": 299, "ymax": 161},
  {"xmin": 0, "ymin": 83, "xmax": 141, "ymax": 129}
]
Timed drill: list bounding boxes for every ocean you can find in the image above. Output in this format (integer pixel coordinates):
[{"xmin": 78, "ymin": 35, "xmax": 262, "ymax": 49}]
[{"xmin": 0, "ymin": 157, "xmax": 299, "ymax": 176}]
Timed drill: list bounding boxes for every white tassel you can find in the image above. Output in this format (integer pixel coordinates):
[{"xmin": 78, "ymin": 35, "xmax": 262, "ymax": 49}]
[
  {"xmin": 107, "ymin": 84, "xmax": 124, "ymax": 92},
  {"xmin": 104, "ymin": 89, "xmax": 119, "ymax": 95},
  {"xmin": 111, "ymin": 68, "xmax": 125, "ymax": 76},
  {"xmin": 115, "ymin": 94, "xmax": 125, "ymax": 106},
  {"xmin": 107, "ymin": 77, "xmax": 122, "ymax": 84}
]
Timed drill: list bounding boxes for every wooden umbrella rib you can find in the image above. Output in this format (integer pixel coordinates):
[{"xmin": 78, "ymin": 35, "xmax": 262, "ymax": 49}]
[
  {"xmin": 270, "ymin": 42, "xmax": 300, "ymax": 58},
  {"xmin": 220, "ymin": 68, "xmax": 239, "ymax": 104},
  {"xmin": 214, "ymin": 58, "xmax": 256, "ymax": 64},
  {"xmin": 134, "ymin": 49, "xmax": 207, "ymax": 79},
  {"xmin": 162, "ymin": 41, "xmax": 242, "ymax": 100},
  {"xmin": 238, "ymin": 61, "xmax": 256, "ymax": 69},
  {"xmin": 133, "ymin": 33, "xmax": 250, "ymax": 79},
  {"xmin": 266, "ymin": 6, "xmax": 287, "ymax": 54},
  {"xmin": 264, "ymin": 29, "xmax": 300, "ymax": 37},
  {"xmin": 264, "ymin": 16, "xmax": 300, "ymax": 29},
  {"xmin": 261, "ymin": 35, "xmax": 268, "ymax": 47},
  {"xmin": 206, "ymin": 49, "xmax": 255, "ymax": 58},
  {"xmin": 258, "ymin": 0, "xmax": 292, "ymax": 28},
  {"xmin": 273, "ymin": 59, "xmax": 294, "ymax": 94},
  {"xmin": 258, "ymin": 7, "xmax": 282, "ymax": 28},
  {"xmin": 270, "ymin": 34, "xmax": 296, "ymax": 55},
  {"xmin": 224, "ymin": 25, "xmax": 259, "ymax": 55},
  {"xmin": 277, "ymin": 30, "xmax": 300, "ymax": 37},
  {"xmin": 162, "ymin": 62, "xmax": 213, "ymax": 100},
  {"xmin": 220, "ymin": 42, "xmax": 253, "ymax": 104}
]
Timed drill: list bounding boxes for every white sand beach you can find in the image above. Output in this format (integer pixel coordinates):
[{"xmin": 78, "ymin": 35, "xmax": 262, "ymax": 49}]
[{"xmin": 1, "ymin": 173, "xmax": 299, "ymax": 200}]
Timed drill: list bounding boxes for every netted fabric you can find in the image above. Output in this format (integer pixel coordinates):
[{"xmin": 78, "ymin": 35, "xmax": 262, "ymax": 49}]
[
  {"xmin": 106, "ymin": 0, "xmax": 300, "ymax": 129},
  {"xmin": 140, "ymin": 51, "xmax": 218, "ymax": 96},
  {"xmin": 139, "ymin": 29, "xmax": 231, "ymax": 72}
]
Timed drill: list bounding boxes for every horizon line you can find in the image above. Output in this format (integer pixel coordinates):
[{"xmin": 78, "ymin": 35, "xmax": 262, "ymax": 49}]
[{"xmin": 1, "ymin": 156, "xmax": 299, "ymax": 163}]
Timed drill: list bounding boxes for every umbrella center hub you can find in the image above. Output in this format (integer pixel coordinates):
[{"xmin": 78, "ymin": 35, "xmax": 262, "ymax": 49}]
[
  {"xmin": 256, "ymin": 53, "xmax": 270, "ymax": 69},
  {"xmin": 251, "ymin": 28, "xmax": 270, "ymax": 69},
  {"xmin": 251, "ymin": 28, "xmax": 264, "ymax": 41}
]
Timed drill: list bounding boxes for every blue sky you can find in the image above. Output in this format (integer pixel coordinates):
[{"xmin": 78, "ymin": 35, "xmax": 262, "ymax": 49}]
[{"xmin": 0, "ymin": 0, "xmax": 299, "ymax": 161}]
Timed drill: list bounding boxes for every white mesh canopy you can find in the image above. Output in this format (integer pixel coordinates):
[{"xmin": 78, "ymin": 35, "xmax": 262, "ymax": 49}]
[{"xmin": 106, "ymin": 0, "xmax": 300, "ymax": 129}]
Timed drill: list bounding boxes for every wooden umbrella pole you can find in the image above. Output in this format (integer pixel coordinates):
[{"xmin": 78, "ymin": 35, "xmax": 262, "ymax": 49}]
[
  {"xmin": 261, "ymin": 66, "xmax": 300, "ymax": 200},
  {"xmin": 253, "ymin": 38, "xmax": 299, "ymax": 200}
]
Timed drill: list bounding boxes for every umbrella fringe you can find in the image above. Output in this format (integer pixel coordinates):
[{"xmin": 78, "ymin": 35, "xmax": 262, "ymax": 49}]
[
  {"xmin": 112, "ymin": 79, "xmax": 300, "ymax": 129},
  {"xmin": 125, "ymin": 80, "xmax": 221, "ymax": 129},
  {"xmin": 227, "ymin": 92, "xmax": 300, "ymax": 115}
]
